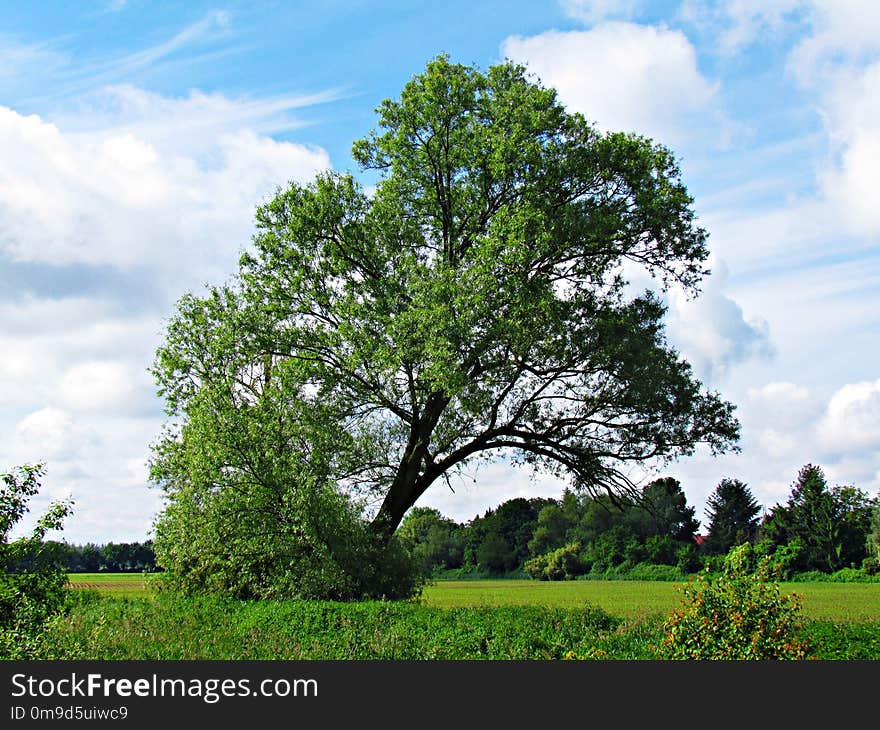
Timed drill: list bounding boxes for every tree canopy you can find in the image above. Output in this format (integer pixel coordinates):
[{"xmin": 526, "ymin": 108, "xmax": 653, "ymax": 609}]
[{"xmin": 151, "ymin": 56, "xmax": 739, "ymax": 597}]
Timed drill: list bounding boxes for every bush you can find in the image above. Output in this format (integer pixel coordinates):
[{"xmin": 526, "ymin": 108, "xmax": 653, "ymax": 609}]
[
  {"xmin": 789, "ymin": 570, "xmax": 829, "ymax": 583},
  {"xmin": 788, "ymin": 567, "xmax": 880, "ymax": 583},
  {"xmin": 41, "ymin": 594, "xmax": 629, "ymax": 660},
  {"xmin": 524, "ymin": 543, "xmax": 585, "ymax": 581},
  {"xmin": 625, "ymin": 563, "xmax": 684, "ymax": 582},
  {"xmin": 659, "ymin": 544, "xmax": 811, "ymax": 659},
  {"xmin": 1, "ymin": 464, "xmax": 73, "ymax": 659},
  {"xmin": 829, "ymin": 567, "xmax": 880, "ymax": 583},
  {"xmin": 154, "ymin": 471, "xmax": 422, "ymax": 601}
]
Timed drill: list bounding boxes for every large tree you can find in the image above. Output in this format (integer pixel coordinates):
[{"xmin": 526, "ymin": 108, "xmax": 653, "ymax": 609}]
[{"xmin": 153, "ymin": 56, "xmax": 739, "ymax": 570}]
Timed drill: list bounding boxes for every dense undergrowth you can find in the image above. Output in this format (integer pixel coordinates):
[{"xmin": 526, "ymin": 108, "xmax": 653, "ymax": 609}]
[{"xmin": 9, "ymin": 592, "xmax": 879, "ymax": 661}]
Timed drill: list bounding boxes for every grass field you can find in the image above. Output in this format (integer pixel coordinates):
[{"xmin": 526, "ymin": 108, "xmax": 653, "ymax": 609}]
[
  {"xmin": 68, "ymin": 574, "xmax": 880, "ymax": 622},
  {"xmin": 68, "ymin": 573, "xmax": 157, "ymax": 599}
]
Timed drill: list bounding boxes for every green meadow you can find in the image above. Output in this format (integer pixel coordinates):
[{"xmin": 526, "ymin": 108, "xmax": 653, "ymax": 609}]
[{"xmin": 68, "ymin": 574, "xmax": 880, "ymax": 622}]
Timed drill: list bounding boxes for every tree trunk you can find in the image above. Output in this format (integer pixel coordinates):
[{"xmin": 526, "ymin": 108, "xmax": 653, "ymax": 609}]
[
  {"xmin": 370, "ymin": 450, "xmax": 435, "ymax": 544},
  {"xmin": 370, "ymin": 391, "xmax": 450, "ymax": 544}
]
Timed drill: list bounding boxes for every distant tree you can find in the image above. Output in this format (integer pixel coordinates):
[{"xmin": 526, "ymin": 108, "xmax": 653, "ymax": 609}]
[
  {"xmin": 762, "ymin": 464, "xmax": 875, "ymax": 573},
  {"xmin": 528, "ymin": 489, "xmax": 583, "ymax": 557},
  {"xmin": 476, "ymin": 531, "xmax": 515, "ymax": 574},
  {"xmin": 464, "ymin": 497, "xmax": 553, "ymax": 572},
  {"xmin": 703, "ymin": 478, "xmax": 761, "ymax": 556},
  {"xmin": 80, "ymin": 543, "xmax": 102, "ymax": 572},
  {"xmin": 582, "ymin": 524, "xmax": 636, "ymax": 573},
  {"xmin": 629, "ymin": 477, "xmax": 699, "ymax": 542},
  {"xmin": 528, "ymin": 503, "xmax": 569, "ymax": 557},
  {"xmin": 397, "ymin": 507, "xmax": 464, "ymax": 574},
  {"xmin": 570, "ymin": 493, "xmax": 625, "ymax": 546}
]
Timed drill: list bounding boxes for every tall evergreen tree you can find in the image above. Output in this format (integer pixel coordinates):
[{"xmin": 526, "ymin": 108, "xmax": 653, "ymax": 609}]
[{"xmin": 703, "ymin": 478, "xmax": 761, "ymax": 555}]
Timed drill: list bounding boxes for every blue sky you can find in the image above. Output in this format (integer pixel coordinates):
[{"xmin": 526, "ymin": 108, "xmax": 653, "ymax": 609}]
[{"xmin": 2, "ymin": 0, "xmax": 879, "ymax": 542}]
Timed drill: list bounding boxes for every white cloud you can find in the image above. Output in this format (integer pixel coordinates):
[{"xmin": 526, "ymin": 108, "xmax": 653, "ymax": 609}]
[
  {"xmin": 56, "ymin": 360, "xmax": 153, "ymax": 414},
  {"xmin": 0, "ymin": 91, "xmax": 330, "ymax": 275},
  {"xmin": 0, "ymin": 85, "xmax": 334, "ymax": 542},
  {"xmin": 14, "ymin": 408, "xmax": 87, "ymax": 461},
  {"xmin": 665, "ymin": 265, "xmax": 774, "ymax": 383},
  {"xmin": 502, "ymin": 22, "xmax": 719, "ymax": 148},
  {"xmin": 787, "ymin": 1, "xmax": 880, "ymax": 80},
  {"xmin": 814, "ymin": 61, "xmax": 880, "ymax": 236},
  {"xmin": 679, "ymin": 2, "xmax": 880, "ymax": 240},
  {"xmin": 820, "ymin": 379, "xmax": 880, "ymax": 453}
]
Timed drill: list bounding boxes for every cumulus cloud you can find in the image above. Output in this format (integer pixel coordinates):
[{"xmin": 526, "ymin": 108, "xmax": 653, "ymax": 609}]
[
  {"xmin": 664, "ymin": 260, "xmax": 774, "ymax": 383},
  {"xmin": 502, "ymin": 22, "xmax": 719, "ymax": 149},
  {"xmin": 814, "ymin": 62, "xmax": 880, "ymax": 237},
  {"xmin": 787, "ymin": 0, "xmax": 880, "ymax": 79},
  {"xmin": 819, "ymin": 379, "xmax": 880, "ymax": 452},
  {"xmin": 56, "ymin": 360, "xmax": 155, "ymax": 415},
  {"xmin": 0, "ymin": 84, "xmax": 334, "ymax": 542},
  {"xmin": 681, "ymin": 1, "xmax": 880, "ymax": 240},
  {"xmin": 740, "ymin": 379, "xmax": 880, "ymax": 500},
  {"xmin": 14, "ymin": 408, "xmax": 89, "ymax": 461},
  {"xmin": 0, "ymin": 89, "xmax": 330, "ymax": 278}
]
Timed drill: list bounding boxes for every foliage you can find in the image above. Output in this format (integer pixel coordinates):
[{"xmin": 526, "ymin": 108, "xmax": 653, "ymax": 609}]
[
  {"xmin": 150, "ymin": 341, "xmax": 421, "ymax": 600},
  {"xmin": 1, "ymin": 464, "xmax": 73, "ymax": 658},
  {"xmin": 397, "ymin": 507, "xmax": 465, "ymax": 575},
  {"xmin": 524, "ymin": 542, "xmax": 585, "ymax": 580},
  {"xmin": 527, "ymin": 490, "xmax": 581, "ymax": 557},
  {"xmin": 788, "ymin": 568, "xmax": 880, "ymax": 583},
  {"xmin": 659, "ymin": 544, "xmax": 811, "ymax": 659},
  {"xmin": 867, "ymin": 503, "xmax": 880, "ymax": 574},
  {"xmin": 703, "ymin": 478, "xmax": 761, "ymax": 555},
  {"xmin": 465, "ymin": 497, "xmax": 553, "ymax": 573},
  {"xmin": 41, "ymin": 593, "xmax": 624, "ymax": 660},
  {"xmin": 39, "ymin": 587, "xmax": 880, "ymax": 660},
  {"xmin": 627, "ymin": 477, "xmax": 699, "ymax": 542},
  {"xmin": 761, "ymin": 464, "xmax": 875, "ymax": 573},
  {"xmin": 10, "ymin": 540, "xmax": 158, "ymax": 573},
  {"xmin": 152, "ymin": 54, "xmax": 740, "ymax": 593}
]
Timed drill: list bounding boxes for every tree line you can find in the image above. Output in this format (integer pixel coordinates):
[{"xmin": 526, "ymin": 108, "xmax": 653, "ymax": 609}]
[
  {"xmin": 9, "ymin": 540, "xmax": 157, "ymax": 574},
  {"xmin": 398, "ymin": 463, "xmax": 880, "ymax": 581}
]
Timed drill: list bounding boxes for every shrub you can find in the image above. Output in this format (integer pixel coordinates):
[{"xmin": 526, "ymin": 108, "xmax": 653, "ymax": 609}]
[
  {"xmin": 1, "ymin": 464, "xmax": 73, "ymax": 659},
  {"xmin": 524, "ymin": 543, "xmax": 585, "ymax": 581},
  {"xmin": 625, "ymin": 563, "xmax": 683, "ymax": 582},
  {"xmin": 789, "ymin": 570, "xmax": 828, "ymax": 583},
  {"xmin": 829, "ymin": 567, "xmax": 879, "ymax": 583},
  {"xmin": 659, "ymin": 544, "xmax": 811, "ymax": 660}
]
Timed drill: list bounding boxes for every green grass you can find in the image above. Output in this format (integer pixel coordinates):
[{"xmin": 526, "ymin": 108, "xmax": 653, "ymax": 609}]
[
  {"xmin": 68, "ymin": 575, "xmax": 880, "ymax": 622},
  {"xmin": 29, "ymin": 591, "xmax": 880, "ymax": 660},
  {"xmin": 422, "ymin": 579, "xmax": 880, "ymax": 621},
  {"xmin": 46, "ymin": 575, "xmax": 880, "ymax": 660},
  {"xmin": 68, "ymin": 572, "xmax": 157, "ymax": 599},
  {"xmin": 41, "ymin": 595, "xmax": 651, "ymax": 660},
  {"xmin": 422, "ymin": 579, "xmax": 680, "ymax": 617}
]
